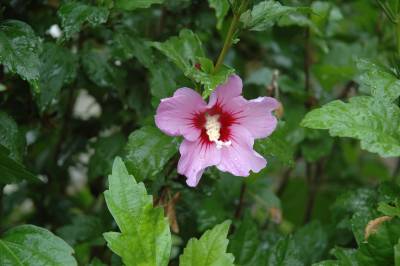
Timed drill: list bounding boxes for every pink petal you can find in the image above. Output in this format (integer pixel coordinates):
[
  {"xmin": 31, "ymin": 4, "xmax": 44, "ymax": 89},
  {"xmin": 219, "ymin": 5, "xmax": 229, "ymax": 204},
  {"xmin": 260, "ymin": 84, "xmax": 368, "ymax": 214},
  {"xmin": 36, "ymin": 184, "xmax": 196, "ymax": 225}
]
[
  {"xmin": 237, "ymin": 97, "xmax": 279, "ymax": 139},
  {"xmin": 208, "ymin": 74, "xmax": 242, "ymax": 107},
  {"xmin": 216, "ymin": 125, "xmax": 266, "ymax": 176},
  {"xmin": 155, "ymin": 88, "xmax": 207, "ymax": 141},
  {"xmin": 178, "ymin": 139, "xmax": 221, "ymax": 187}
]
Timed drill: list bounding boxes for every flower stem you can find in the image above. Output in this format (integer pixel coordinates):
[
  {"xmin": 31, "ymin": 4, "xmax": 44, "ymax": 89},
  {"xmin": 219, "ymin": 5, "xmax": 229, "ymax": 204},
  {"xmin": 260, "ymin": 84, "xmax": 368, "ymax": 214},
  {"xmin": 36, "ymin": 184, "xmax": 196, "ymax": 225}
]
[
  {"xmin": 214, "ymin": 13, "xmax": 240, "ymax": 73},
  {"xmin": 214, "ymin": 0, "xmax": 249, "ymax": 73}
]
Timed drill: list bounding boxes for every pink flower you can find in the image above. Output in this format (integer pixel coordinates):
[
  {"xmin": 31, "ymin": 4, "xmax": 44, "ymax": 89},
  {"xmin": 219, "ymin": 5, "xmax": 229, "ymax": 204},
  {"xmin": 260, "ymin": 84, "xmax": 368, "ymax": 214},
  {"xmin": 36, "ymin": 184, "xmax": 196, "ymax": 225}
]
[{"xmin": 155, "ymin": 75, "xmax": 279, "ymax": 187}]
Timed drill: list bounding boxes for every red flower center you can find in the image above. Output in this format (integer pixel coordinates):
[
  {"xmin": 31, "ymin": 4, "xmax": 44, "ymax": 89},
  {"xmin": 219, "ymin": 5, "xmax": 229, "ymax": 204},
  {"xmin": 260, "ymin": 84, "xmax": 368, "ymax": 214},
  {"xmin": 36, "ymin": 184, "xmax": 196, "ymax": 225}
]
[{"xmin": 191, "ymin": 102, "xmax": 237, "ymax": 145}]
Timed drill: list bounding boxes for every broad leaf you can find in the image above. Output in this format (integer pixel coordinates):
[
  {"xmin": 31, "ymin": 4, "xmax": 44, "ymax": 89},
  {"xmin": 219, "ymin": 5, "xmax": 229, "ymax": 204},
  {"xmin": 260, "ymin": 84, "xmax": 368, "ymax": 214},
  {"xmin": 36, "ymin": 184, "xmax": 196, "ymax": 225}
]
[
  {"xmin": 0, "ymin": 20, "xmax": 41, "ymax": 91},
  {"xmin": 356, "ymin": 217, "xmax": 400, "ymax": 266},
  {"xmin": 82, "ymin": 44, "xmax": 126, "ymax": 88},
  {"xmin": 357, "ymin": 59, "xmax": 400, "ymax": 102},
  {"xmin": 395, "ymin": 238, "xmax": 400, "ymax": 266},
  {"xmin": 124, "ymin": 126, "xmax": 179, "ymax": 181},
  {"xmin": 266, "ymin": 236, "xmax": 303, "ymax": 266},
  {"xmin": 240, "ymin": 0, "xmax": 307, "ymax": 31},
  {"xmin": 179, "ymin": 220, "xmax": 235, "ymax": 266},
  {"xmin": 37, "ymin": 43, "xmax": 77, "ymax": 111},
  {"xmin": 88, "ymin": 133, "xmax": 126, "ymax": 180},
  {"xmin": 103, "ymin": 158, "xmax": 171, "ymax": 266},
  {"xmin": 153, "ymin": 29, "xmax": 234, "ymax": 98},
  {"xmin": 228, "ymin": 218, "xmax": 265, "ymax": 266},
  {"xmin": 0, "ymin": 144, "xmax": 38, "ymax": 184},
  {"xmin": 0, "ymin": 225, "xmax": 77, "ymax": 265},
  {"xmin": 114, "ymin": 0, "xmax": 164, "ymax": 11},
  {"xmin": 255, "ymin": 122, "xmax": 295, "ymax": 166},
  {"xmin": 58, "ymin": 2, "xmax": 109, "ymax": 39},
  {"xmin": 0, "ymin": 112, "xmax": 25, "ymax": 162},
  {"xmin": 301, "ymin": 96, "xmax": 400, "ymax": 157},
  {"xmin": 57, "ymin": 215, "xmax": 105, "ymax": 246}
]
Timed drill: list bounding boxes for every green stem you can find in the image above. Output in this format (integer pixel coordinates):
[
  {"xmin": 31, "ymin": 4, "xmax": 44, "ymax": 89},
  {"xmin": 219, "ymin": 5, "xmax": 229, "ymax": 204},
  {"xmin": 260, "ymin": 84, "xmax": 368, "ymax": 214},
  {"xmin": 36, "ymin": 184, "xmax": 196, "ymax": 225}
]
[
  {"xmin": 214, "ymin": 13, "xmax": 241, "ymax": 73},
  {"xmin": 214, "ymin": 0, "xmax": 250, "ymax": 73},
  {"xmin": 396, "ymin": 21, "xmax": 400, "ymax": 55}
]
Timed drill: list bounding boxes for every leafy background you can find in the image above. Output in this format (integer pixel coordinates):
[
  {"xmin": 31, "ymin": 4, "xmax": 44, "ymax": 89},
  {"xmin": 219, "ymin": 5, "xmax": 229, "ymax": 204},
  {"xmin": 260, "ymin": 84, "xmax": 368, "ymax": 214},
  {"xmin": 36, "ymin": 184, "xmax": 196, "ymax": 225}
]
[{"xmin": 1, "ymin": 0, "xmax": 400, "ymax": 265}]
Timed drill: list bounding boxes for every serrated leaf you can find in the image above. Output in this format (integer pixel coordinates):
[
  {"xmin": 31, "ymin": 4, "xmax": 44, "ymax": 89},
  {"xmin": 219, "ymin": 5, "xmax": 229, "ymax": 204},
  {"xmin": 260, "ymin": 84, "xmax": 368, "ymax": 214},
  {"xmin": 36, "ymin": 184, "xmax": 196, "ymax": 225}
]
[
  {"xmin": 37, "ymin": 43, "xmax": 77, "ymax": 111},
  {"xmin": 153, "ymin": 29, "xmax": 234, "ymax": 98},
  {"xmin": 357, "ymin": 59, "xmax": 400, "ymax": 102},
  {"xmin": 208, "ymin": 0, "xmax": 229, "ymax": 29},
  {"xmin": 240, "ymin": 0, "xmax": 308, "ymax": 31},
  {"xmin": 0, "ymin": 224, "xmax": 77, "ymax": 265},
  {"xmin": 115, "ymin": 0, "xmax": 164, "ymax": 11},
  {"xmin": 0, "ymin": 20, "xmax": 41, "ymax": 91},
  {"xmin": 301, "ymin": 96, "xmax": 400, "ymax": 157},
  {"xmin": 58, "ymin": 2, "xmax": 109, "ymax": 39},
  {"xmin": 103, "ymin": 158, "xmax": 171, "ymax": 266},
  {"xmin": 153, "ymin": 29, "xmax": 204, "ymax": 71},
  {"xmin": 179, "ymin": 220, "xmax": 235, "ymax": 266},
  {"xmin": 124, "ymin": 126, "xmax": 179, "ymax": 181}
]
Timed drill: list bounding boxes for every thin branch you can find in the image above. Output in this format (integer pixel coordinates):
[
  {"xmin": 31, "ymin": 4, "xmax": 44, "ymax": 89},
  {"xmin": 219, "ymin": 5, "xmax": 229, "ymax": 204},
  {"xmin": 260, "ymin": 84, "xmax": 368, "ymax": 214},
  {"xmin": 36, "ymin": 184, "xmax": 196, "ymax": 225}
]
[{"xmin": 234, "ymin": 183, "xmax": 247, "ymax": 219}]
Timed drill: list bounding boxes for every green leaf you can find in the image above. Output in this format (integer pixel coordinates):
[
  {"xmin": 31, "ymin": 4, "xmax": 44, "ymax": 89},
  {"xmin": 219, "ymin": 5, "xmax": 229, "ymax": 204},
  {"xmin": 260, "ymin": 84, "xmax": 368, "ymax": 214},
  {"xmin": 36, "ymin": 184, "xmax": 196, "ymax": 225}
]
[
  {"xmin": 357, "ymin": 59, "xmax": 400, "ymax": 102},
  {"xmin": 57, "ymin": 215, "xmax": 105, "ymax": 246},
  {"xmin": 266, "ymin": 236, "xmax": 303, "ymax": 266},
  {"xmin": 0, "ymin": 20, "xmax": 41, "ymax": 91},
  {"xmin": 58, "ymin": 2, "xmax": 109, "ymax": 40},
  {"xmin": 114, "ymin": 0, "xmax": 164, "ymax": 11},
  {"xmin": 255, "ymin": 122, "xmax": 295, "ymax": 166},
  {"xmin": 103, "ymin": 158, "xmax": 171, "ymax": 266},
  {"xmin": 153, "ymin": 29, "xmax": 204, "ymax": 71},
  {"xmin": 356, "ymin": 217, "xmax": 400, "ymax": 266},
  {"xmin": 179, "ymin": 220, "xmax": 235, "ymax": 266},
  {"xmin": 301, "ymin": 96, "xmax": 400, "ymax": 157},
  {"xmin": 124, "ymin": 126, "xmax": 179, "ymax": 181},
  {"xmin": 37, "ymin": 43, "xmax": 77, "ymax": 111},
  {"xmin": 0, "ymin": 112, "xmax": 25, "ymax": 162},
  {"xmin": 301, "ymin": 130, "xmax": 334, "ymax": 162},
  {"xmin": 0, "ymin": 144, "xmax": 38, "ymax": 184},
  {"xmin": 208, "ymin": 0, "xmax": 229, "ymax": 29},
  {"xmin": 240, "ymin": 0, "xmax": 308, "ymax": 31},
  {"xmin": 395, "ymin": 238, "xmax": 400, "ymax": 266},
  {"xmin": 112, "ymin": 31, "xmax": 154, "ymax": 68},
  {"xmin": 378, "ymin": 202, "xmax": 400, "ymax": 217},
  {"xmin": 149, "ymin": 60, "xmax": 178, "ymax": 103},
  {"xmin": 82, "ymin": 44, "xmax": 126, "ymax": 88},
  {"xmin": 293, "ymin": 221, "xmax": 329, "ymax": 265},
  {"xmin": 228, "ymin": 218, "xmax": 265, "ymax": 266},
  {"xmin": 153, "ymin": 29, "xmax": 234, "ymax": 98},
  {"xmin": 0, "ymin": 224, "xmax": 77, "ymax": 265},
  {"xmin": 88, "ymin": 133, "xmax": 126, "ymax": 180}
]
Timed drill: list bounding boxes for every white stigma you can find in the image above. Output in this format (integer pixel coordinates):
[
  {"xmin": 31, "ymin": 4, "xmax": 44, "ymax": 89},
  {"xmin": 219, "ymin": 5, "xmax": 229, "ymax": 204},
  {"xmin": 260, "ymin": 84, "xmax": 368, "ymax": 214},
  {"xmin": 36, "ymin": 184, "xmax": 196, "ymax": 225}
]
[{"xmin": 204, "ymin": 114, "xmax": 231, "ymax": 149}]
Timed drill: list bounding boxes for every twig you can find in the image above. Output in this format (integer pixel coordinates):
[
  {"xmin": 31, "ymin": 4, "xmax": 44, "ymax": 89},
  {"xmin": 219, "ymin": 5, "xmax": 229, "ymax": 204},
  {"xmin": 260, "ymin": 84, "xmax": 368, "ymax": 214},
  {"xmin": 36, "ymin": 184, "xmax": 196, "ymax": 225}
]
[
  {"xmin": 303, "ymin": 160, "xmax": 324, "ymax": 223},
  {"xmin": 234, "ymin": 183, "xmax": 247, "ymax": 219},
  {"xmin": 276, "ymin": 168, "xmax": 292, "ymax": 197},
  {"xmin": 338, "ymin": 80, "xmax": 358, "ymax": 100},
  {"xmin": 214, "ymin": 0, "xmax": 249, "ymax": 72}
]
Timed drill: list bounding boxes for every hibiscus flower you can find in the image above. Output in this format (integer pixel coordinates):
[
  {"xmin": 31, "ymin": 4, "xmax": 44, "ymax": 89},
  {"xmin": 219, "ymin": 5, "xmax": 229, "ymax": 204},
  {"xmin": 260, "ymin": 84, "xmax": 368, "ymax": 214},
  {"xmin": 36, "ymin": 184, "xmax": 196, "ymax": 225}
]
[{"xmin": 155, "ymin": 74, "xmax": 279, "ymax": 187}]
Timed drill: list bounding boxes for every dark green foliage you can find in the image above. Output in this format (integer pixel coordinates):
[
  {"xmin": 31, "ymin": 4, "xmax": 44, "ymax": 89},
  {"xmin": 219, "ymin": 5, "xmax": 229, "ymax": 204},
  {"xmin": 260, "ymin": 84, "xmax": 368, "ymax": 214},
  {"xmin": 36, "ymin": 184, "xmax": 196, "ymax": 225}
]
[{"xmin": 1, "ymin": 0, "xmax": 400, "ymax": 265}]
